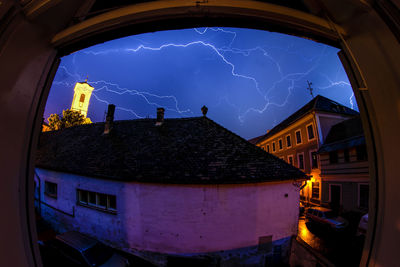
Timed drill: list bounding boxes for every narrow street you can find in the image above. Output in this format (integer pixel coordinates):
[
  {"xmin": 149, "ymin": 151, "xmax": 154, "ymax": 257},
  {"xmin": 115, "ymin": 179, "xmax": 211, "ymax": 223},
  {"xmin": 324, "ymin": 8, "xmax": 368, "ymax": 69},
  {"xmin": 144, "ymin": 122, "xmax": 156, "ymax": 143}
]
[{"xmin": 297, "ymin": 215, "xmax": 364, "ymax": 266}]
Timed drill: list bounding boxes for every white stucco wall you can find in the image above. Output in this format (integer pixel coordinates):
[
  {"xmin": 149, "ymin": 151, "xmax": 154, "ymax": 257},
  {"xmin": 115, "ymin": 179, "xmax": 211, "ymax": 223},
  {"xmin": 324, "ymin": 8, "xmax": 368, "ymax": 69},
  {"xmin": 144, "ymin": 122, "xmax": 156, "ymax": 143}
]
[{"xmin": 36, "ymin": 168, "xmax": 300, "ymax": 254}]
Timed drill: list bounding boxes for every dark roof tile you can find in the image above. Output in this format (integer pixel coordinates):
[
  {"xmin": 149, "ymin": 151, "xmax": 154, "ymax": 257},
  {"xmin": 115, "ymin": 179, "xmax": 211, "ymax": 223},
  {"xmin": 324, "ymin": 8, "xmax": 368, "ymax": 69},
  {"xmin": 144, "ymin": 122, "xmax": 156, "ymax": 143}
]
[{"xmin": 36, "ymin": 117, "xmax": 306, "ymax": 184}]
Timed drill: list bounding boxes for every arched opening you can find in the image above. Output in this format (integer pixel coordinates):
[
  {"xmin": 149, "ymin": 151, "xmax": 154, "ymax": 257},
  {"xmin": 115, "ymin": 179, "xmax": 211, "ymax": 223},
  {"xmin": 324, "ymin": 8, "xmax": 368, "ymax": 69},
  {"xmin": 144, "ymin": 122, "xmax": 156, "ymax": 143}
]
[{"xmin": 1, "ymin": 1, "xmax": 399, "ymax": 266}]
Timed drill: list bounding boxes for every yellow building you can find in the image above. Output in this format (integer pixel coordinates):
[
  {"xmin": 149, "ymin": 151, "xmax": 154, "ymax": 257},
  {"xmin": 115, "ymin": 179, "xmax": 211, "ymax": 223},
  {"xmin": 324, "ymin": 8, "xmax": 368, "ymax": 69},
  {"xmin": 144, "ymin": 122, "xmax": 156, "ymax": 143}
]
[
  {"xmin": 70, "ymin": 79, "xmax": 94, "ymax": 117},
  {"xmin": 249, "ymin": 95, "xmax": 359, "ymax": 206}
]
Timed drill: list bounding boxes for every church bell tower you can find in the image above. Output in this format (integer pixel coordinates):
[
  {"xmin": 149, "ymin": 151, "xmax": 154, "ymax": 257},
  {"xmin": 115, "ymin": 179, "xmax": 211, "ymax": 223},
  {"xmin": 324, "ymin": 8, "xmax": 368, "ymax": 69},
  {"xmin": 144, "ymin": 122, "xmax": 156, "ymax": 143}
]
[{"xmin": 71, "ymin": 78, "xmax": 94, "ymax": 117}]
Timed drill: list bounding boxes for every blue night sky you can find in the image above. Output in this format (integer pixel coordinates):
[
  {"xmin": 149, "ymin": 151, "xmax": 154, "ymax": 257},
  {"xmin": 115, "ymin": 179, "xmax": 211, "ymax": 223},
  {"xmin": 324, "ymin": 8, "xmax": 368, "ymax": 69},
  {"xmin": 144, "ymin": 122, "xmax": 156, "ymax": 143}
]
[{"xmin": 45, "ymin": 27, "xmax": 357, "ymax": 139}]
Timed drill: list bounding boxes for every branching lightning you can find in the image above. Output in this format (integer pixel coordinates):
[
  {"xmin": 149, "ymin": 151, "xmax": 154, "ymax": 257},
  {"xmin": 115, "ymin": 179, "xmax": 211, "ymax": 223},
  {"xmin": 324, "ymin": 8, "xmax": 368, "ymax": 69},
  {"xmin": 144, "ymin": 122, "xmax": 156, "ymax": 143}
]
[{"xmin": 50, "ymin": 27, "xmax": 355, "ymax": 132}]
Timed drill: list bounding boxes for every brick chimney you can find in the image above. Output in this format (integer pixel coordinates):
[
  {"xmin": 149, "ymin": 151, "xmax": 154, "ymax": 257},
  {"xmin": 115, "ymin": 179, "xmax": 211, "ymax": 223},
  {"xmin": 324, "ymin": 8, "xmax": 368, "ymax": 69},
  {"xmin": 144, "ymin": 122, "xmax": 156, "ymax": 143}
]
[
  {"xmin": 156, "ymin": 107, "xmax": 165, "ymax": 126},
  {"xmin": 103, "ymin": 104, "xmax": 115, "ymax": 135}
]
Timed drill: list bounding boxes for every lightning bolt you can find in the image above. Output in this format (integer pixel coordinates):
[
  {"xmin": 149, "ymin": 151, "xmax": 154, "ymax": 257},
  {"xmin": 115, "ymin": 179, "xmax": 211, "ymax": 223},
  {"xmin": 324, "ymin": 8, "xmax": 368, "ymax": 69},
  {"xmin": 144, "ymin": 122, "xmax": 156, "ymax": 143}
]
[{"xmin": 50, "ymin": 27, "xmax": 354, "ymax": 131}]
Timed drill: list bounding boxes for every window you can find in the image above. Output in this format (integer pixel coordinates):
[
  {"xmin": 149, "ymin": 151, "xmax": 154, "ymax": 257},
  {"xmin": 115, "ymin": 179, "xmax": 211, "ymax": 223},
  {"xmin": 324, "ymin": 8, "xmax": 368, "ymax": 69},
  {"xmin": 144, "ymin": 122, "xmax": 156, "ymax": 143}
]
[
  {"xmin": 344, "ymin": 148, "xmax": 350, "ymax": 162},
  {"xmin": 312, "ymin": 181, "xmax": 320, "ymax": 199},
  {"xmin": 295, "ymin": 130, "xmax": 302, "ymax": 145},
  {"xmin": 306, "ymin": 123, "xmax": 315, "ymax": 141},
  {"xmin": 261, "ymin": 146, "xmax": 265, "ymax": 151},
  {"xmin": 278, "ymin": 139, "xmax": 283, "ymax": 150},
  {"xmin": 310, "ymin": 151, "xmax": 318, "ymax": 169},
  {"xmin": 297, "ymin": 153, "xmax": 304, "ymax": 169},
  {"xmin": 356, "ymin": 145, "xmax": 368, "ymax": 161},
  {"xmin": 359, "ymin": 184, "xmax": 369, "ymax": 209},
  {"xmin": 288, "ymin": 155, "xmax": 294, "ymax": 165},
  {"xmin": 266, "ymin": 144, "xmax": 270, "ymax": 153},
  {"xmin": 329, "ymin": 151, "xmax": 338, "ymax": 163},
  {"xmin": 44, "ymin": 181, "xmax": 57, "ymax": 198},
  {"xmin": 272, "ymin": 142, "xmax": 276, "ymax": 152},
  {"xmin": 77, "ymin": 189, "xmax": 116, "ymax": 212},
  {"xmin": 286, "ymin": 134, "xmax": 291, "ymax": 148},
  {"xmin": 280, "ymin": 156, "xmax": 284, "ymax": 160},
  {"xmin": 79, "ymin": 94, "xmax": 85, "ymax": 107}
]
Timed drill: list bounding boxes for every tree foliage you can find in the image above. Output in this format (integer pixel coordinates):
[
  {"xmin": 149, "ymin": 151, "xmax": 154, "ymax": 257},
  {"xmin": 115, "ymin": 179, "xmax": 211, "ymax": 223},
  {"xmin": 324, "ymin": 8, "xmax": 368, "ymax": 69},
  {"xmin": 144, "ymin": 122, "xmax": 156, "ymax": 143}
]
[{"xmin": 47, "ymin": 109, "xmax": 91, "ymax": 131}]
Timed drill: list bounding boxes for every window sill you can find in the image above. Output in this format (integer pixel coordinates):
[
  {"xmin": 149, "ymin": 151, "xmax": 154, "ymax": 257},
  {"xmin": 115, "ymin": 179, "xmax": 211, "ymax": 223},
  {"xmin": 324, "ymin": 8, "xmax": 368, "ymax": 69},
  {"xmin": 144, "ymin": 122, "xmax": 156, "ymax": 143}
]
[{"xmin": 77, "ymin": 203, "xmax": 117, "ymax": 215}]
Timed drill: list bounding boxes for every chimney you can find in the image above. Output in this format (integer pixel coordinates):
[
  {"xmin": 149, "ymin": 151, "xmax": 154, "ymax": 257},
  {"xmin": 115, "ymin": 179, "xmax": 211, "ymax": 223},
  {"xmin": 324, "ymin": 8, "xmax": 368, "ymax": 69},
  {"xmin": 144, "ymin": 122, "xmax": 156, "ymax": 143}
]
[
  {"xmin": 156, "ymin": 107, "xmax": 165, "ymax": 126},
  {"xmin": 266, "ymin": 129, "xmax": 270, "ymax": 134},
  {"xmin": 201, "ymin": 105, "xmax": 208, "ymax": 117},
  {"xmin": 103, "ymin": 104, "xmax": 115, "ymax": 135}
]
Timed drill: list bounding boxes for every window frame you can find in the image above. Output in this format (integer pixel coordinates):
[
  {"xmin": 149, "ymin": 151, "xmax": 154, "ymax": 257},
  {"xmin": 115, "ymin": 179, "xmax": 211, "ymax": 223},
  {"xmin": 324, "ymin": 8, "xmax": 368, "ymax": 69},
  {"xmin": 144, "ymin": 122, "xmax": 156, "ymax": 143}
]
[
  {"xmin": 297, "ymin": 152, "xmax": 305, "ymax": 170},
  {"xmin": 309, "ymin": 149, "xmax": 318, "ymax": 169},
  {"xmin": 278, "ymin": 138, "xmax": 283, "ymax": 150},
  {"xmin": 77, "ymin": 189, "xmax": 117, "ymax": 214},
  {"xmin": 44, "ymin": 181, "xmax": 57, "ymax": 199},
  {"xmin": 306, "ymin": 123, "xmax": 316, "ymax": 142},
  {"xmin": 295, "ymin": 129, "xmax": 302, "ymax": 145},
  {"xmin": 266, "ymin": 144, "xmax": 270, "ymax": 153},
  {"xmin": 358, "ymin": 183, "xmax": 369, "ymax": 209},
  {"xmin": 286, "ymin": 134, "xmax": 292, "ymax": 148},
  {"xmin": 287, "ymin": 154, "xmax": 294, "ymax": 165},
  {"xmin": 272, "ymin": 141, "xmax": 276, "ymax": 152},
  {"xmin": 328, "ymin": 183, "xmax": 342, "ymax": 204},
  {"xmin": 329, "ymin": 151, "xmax": 339, "ymax": 164}
]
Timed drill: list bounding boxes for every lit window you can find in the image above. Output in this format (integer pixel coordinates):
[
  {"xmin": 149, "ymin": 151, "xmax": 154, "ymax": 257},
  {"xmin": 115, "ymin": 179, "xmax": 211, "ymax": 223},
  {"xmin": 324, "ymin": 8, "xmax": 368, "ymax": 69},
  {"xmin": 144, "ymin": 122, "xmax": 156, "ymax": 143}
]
[
  {"xmin": 286, "ymin": 135, "xmax": 291, "ymax": 148},
  {"xmin": 77, "ymin": 189, "xmax": 116, "ymax": 212},
  {"xmin": 278, "ymin": 139, "xmax": 283, "ymax": 150},
  {"xmin": 295, "ymin": 130, "xmax": 302, "ymax": 145},
  {"xmin": 307, "ymin": 124, "xmax": 315, "ymax": 140},
  {"xmin": 312, "ymin": 182, "xmax": 320, "ymax": 199},
  {"xmin": 45, "ymin": 181, "xmax": 57, "ymax": 198}
]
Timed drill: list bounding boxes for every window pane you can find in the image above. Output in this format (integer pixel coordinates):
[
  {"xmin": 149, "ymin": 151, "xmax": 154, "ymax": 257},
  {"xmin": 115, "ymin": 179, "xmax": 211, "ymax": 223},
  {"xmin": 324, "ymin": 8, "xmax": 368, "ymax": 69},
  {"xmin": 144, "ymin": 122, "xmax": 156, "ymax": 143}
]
[
  {"xmin": 298, "ymin": 154, "xmax": 304, "ymax": 169},
  {"xmin": 279, "ymin": 139, "xmax": 282, "ymax": 149},
  {"xmin": 307, "ymin": 125, "xmax": 314, "ymax": 140},
  {"xmin": 267, "ymin": 145, "xmax": 270, "ymax": 152},
  {"xmin": 78, "ymin": 190, "xmax": 88, "ymax": 204},
  {"xmin": 98, "ymin": 194, "xmax": 107, "ymax": 208},
  {"xmin": 311, "ymin": 152, "xmax": 318, "ymax": 169},
  {"xmin": 286, "ymin": 135, "xmax": 291, "ymax": 147},
  {"xmin": 108, "ymin": 195, "xmax": 116, "ymax": 210},
  {"xmin": 359, "ymin": 184, "xmax": 369, "ymax": 209},
  {"xmin": 344, "ymin": 149, "xmax": 350, "ymax": 162},
  {"xmin": 88, "ymin": 192, "xmax": 96, "ymax": 205},
  {"xmin": 45, "ymin": 181, "xmax": 57, "ymax": 197},
  {"xmin": 296, "ymin": 131, "xmax": 301, "ymax": 144},
  {"xmin": 272, "ymin": 142, "xmax": 276, "ymax": 152},
  {"xmin": 329, "ymin": 151, "xmax": 338, "ymax": 163}
]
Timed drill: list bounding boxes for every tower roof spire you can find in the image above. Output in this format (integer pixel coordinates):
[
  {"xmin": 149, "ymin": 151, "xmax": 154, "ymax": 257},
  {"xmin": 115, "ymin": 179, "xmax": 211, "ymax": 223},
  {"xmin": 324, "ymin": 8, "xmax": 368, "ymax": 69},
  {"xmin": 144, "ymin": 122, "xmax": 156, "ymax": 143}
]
[{"xmin": 85, "ymin": 75, "xmax": 88, "ymax": 83}]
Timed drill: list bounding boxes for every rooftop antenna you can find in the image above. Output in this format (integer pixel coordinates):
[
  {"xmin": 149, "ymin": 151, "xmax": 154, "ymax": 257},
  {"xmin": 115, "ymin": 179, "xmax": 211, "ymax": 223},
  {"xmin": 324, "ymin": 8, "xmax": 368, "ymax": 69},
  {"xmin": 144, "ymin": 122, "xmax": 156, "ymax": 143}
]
[
  {"xmin": 306, "ymin": 80, "xmax": 314, "ymax": 98},
  {"xmin": 85, "ymin": 75, "xmax": 88, "ymax": 83}
]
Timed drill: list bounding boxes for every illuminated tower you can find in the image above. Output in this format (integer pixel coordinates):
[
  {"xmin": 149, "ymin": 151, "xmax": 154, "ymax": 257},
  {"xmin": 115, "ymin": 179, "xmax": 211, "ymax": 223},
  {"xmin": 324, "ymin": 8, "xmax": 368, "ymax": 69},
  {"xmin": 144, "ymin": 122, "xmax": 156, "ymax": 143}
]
[{"xmin": 70, "ymin": 78, "xmax": 94, "ymax": 117}]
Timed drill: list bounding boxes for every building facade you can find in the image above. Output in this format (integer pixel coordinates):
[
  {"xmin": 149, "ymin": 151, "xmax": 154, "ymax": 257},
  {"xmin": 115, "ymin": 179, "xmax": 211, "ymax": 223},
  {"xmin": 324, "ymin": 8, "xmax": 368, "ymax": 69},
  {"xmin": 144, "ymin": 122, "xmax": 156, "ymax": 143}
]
[
  {"xmin": 250, "ymin": 95, "xmax": 359, "ymax": 206},
  {"xmin": 35, "ymin": 108, "xmax": 306, "ymax": 265},
  {"xmin": 318, "ymin": 116, "xmax": 369, "ymax": 213}
]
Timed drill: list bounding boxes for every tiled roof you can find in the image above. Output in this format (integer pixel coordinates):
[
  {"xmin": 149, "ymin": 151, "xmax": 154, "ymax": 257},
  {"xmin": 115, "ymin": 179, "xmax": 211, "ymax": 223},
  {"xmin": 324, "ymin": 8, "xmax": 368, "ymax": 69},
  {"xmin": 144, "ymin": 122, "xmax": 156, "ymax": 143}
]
[
  {"xmin": 253, "ymin": 95, "xmax": 359, "ymax": 144},
  {"xmin": 318, "ymin": 116, "xmax": 365, "ymax": 153},
  {"xmin": 247, "ymin": 135, "xmax": 265, "ymax": 145},
  {"xmin": 36, "ymin": 117, "xmax": 306, "ymax": 184}
]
